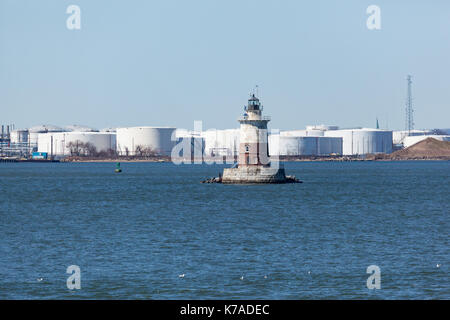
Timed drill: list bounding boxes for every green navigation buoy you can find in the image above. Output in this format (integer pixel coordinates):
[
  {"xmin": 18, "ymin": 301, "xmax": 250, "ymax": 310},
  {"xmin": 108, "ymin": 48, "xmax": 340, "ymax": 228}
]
[{"xmin": 115, "ymin": 162, "xmax": 122, "ymax": 173}]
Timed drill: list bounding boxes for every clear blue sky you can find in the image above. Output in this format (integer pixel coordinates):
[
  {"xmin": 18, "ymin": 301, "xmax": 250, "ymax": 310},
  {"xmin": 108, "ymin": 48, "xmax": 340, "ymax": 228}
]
[{"xmin": 1, "ymin": 0, "xmax": 449, "ymax": 131}]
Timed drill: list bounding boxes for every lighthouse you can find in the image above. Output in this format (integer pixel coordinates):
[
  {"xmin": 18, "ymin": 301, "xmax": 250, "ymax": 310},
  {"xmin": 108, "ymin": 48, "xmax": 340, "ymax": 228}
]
[
  {"xmin": 238, "ymin": 94, "xmax": 270, "ymax": 167},
  {"xmin": 220, "ymin": 93, "xmax": 300, "ymax": 184}
]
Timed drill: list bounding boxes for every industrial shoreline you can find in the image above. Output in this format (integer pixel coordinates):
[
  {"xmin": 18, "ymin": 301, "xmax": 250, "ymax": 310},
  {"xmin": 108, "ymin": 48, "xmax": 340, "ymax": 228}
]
[
  {"xmin": 1, "ymin": 91, "xmax": 449, "ymax": 162},
  {"xmin": 47, "ymin": 139, "xmax": 450, "ymax": 162},
  {"xmin": 0, "ymin": 156, "xmax": 374, "ymax": 163},
  {"xmin": 3, "ymin": 139, "xmax": 450, "ymax": 163},
  {"xmin": 59, "ymin": 158, "xmax": 449, "ymax": 163},
  {"xmin": 2, "ymin": 124, "xmax": 449, "ymax": 162},
  {"xmin": 50, "ymin": 149, "xmax": 450, "ymax": 163}
]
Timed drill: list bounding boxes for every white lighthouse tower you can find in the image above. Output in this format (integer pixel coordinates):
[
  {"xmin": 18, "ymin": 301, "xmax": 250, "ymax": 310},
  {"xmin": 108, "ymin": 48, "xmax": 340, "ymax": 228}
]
[
  {"xmin": 221, "ymin": 93, "xmax": 298, "ymax": 184},
  {"xmin": 238, "ymin": 94, "xmax": 270, "ymax": 167}
]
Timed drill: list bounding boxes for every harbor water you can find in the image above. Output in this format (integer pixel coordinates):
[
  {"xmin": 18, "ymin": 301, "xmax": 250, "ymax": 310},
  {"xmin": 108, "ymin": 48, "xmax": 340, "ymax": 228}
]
[{"xmin": 0, "ymin": 161, "xmax": 448, "ymax": 299}]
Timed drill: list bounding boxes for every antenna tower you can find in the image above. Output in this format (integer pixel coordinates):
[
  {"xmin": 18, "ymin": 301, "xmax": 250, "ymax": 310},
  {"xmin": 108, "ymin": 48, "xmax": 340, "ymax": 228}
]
[{"xmin": 405, "ymin": 75, "xmax": 414, "ymax": 136}]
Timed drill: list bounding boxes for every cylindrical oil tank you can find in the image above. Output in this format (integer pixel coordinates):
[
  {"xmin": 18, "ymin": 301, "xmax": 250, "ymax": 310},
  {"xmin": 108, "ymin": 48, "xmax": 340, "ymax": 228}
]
[
  {"xmin": 174, "ymin": 129, "xmax": 205, "ymax": 159},
  {"xmin": 269, "ymin": 136, "xmax": 321, "ymax": 156},
  {"xmin": 37, "ymin": 133, "xmax": 52, "ymax": 154},
  {"xmin": 317, "ymin": 137, "xmax": 342, "ymax": 155},
  {"xmin": 325, "ymin": 129, "xmax": 392, "ymax": 155},
  {"xmin": 10, "ymin": 129, "xmax": 29, "ymax": 144},
  {"xmin": 100, "ymin": 128, "xmax": 117, "ymax": 133},
  {"xmin": 38, "ymin": 132, "xmax": 116, "ymax": 156},
  {"xmin": 280, "ymin": 130, "xmax": 307, "ymax": 137},
  {"xmin": 202, "ymin": 129, "xmax": 240, "ymax": 156},
  {"xmin": 305, "ymin": 129, "xmax": 325, "ymax": 137},
  {"xmin": 268, "ymin": 135, "xmax": 299, "ymax": 156},
  {"xmin": 116, "ymin": 127, "xmax": 176, "ymax": 156},
  {"xmin": 306, "ymin": 124, "xmax": 339, "ymax": 131},
  {"xmin": 392, "ymin": 130, "xmax": 433, "ymax": 145},
  {"xmin": 175, "ymin": 128, "xmax": 192, "ymax": 139},
  {"xmin": 224, "ymin": 129, "xmax": 240, "ymax": 156},
  {"xmin": 403, "ymin": 135, "xmax": 450, "ymax": 148},
  {"xmin": 202, "ymin": 129, "xmax": 219, "ymax": 156},
  {"xmin": 259, "ymin": 134, "xmax": 344, "ymax": 156},
  {"xmin": 297, "ymin": 137, "xmax": 318, "ymax": 155},
  {"xmin": 28, "ymin": 125, "xmax": 65, "ymax": 151},
  {"xmin": 64, "ymin": 125, "xmax": 98, "ymax": 132},
  {"xmin": 268, "ymin": 134, "xmax": 280, "ymax": 156}
]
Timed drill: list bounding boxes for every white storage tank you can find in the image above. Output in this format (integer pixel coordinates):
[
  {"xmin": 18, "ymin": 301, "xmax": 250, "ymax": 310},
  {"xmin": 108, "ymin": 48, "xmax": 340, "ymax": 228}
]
[
  {"xmin": 174, "ymin": 128, "xmax": 205, "ymax": 159},
  {"xmin": 100, "ymin": 128, "xmax": 117, "ymax": 133},
  {"xmin": 392, "ymin": 129, "xmax": 433, "ymax": 145},
  {"xmin": 306, "ymin": 124, "xmax": 339, "ymax": 136},
  {"xmin": 305, "ymin": 129, "xmax": 325, "ymax": 137},
  {"xmin": 175, "ymin": 128, "xmax": 193, "ymax": 139},
  {"xmin": 116, "ymin": 127, "xmax": 176, "ymax": 156},
  {"xmin": 438, "ymin": 128, "xmax": 450, "ymax": 135},
  {"xmin": 280, "ymin": 130, "xmax": 307, "ymax": 137},
  {"xmin": 28, "ymin": 125, "xmax": 65, "ymax": 151},
  {"xmin": 317, "ymin": 137, "xmax": 343, "ymax": 155},
  {"xmin": 10, "ymin": 129, "xmax": 29, "ymax": 144},
  {"xmin": 202, "ymin": 130, "xmax": 219, "ymax": 156},
  {"xmin": 325, "ymin": 128, "xmax": 393, "ymax": 155},
  {"xmin": 403, "ymin": 135, "xmax": 450, "ymax": 148},
  {"xmin": 38, "ymin": 132, "xmax": 116, "ymax": 156},
  {"xmin": 64, "ymin": 125, "xmax": 98, "ymax": 132},
  {"xmin": 269, "ymin": 135, "xmax": 342, "ymax": 156},
  {"xmin": 202, "ymin": 129, "xmax": 240, "ymax": 157},
  {"xmin": 223, "ymin": 129, "xmax": 240, "ymax": 156},
  {"xmin": 297, "ymin": 137, "xmax": 319, "ymax": 155},
  {"xmin": 269, "ymin": 136, "xmax": 300, "ymax": 156},
  {"xmin": 306, "ymin": 124, "xmax": 339, "ymax": 131},
  {"xmin": 281, "ymin": 125, "xmax": 338, "ymax": 138}
]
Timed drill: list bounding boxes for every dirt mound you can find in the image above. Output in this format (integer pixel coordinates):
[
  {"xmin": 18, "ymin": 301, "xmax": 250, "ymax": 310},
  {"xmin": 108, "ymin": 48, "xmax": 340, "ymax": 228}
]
[{"xmin": 390, "ymin": 137, "xmax": 450, "ymax": 160}]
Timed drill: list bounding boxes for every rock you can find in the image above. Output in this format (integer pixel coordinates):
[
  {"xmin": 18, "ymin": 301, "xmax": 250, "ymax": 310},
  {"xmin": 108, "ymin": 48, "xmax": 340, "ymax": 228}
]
[
  {"xmin": 286, "ymin": 175, "xmax": 302, "ymax": 183},
  {"xmin": 201, "ymin": 176, "xmax": 222, "ymax": 184}
]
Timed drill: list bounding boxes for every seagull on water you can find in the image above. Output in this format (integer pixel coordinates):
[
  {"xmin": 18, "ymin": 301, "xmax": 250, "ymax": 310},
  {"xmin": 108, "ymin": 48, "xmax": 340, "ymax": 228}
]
[
  {"xmin": 436, "ymin": 264, "xmax": 441, "ymax": 268},
  {"xmin": 179, "ymin": 274, "xmax": 185, "ymax": 278},
  {"xmin": 37, "ymin": 278, "xmax": 44, "ymax": 282},
  {"xmin": 240, "ymin": 276, "xmax": 244, "ymax": 280}
]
